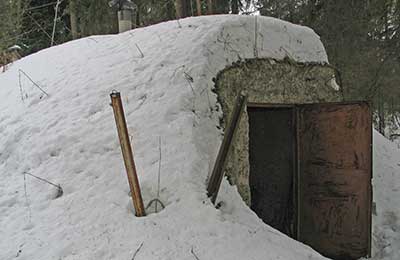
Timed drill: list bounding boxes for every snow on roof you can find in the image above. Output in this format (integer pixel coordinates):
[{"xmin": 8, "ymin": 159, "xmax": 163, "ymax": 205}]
[{"xmin": 1, "ymin": 15, "xmax": 397, "ymax": 260}]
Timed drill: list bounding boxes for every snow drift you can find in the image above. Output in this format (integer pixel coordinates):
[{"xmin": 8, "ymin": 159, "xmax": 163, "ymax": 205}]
[{"xmin": 0, "ymin": 15, "xmax": 399, "ymax": 260}]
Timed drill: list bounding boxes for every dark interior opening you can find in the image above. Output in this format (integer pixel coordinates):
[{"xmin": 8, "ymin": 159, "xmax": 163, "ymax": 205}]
[{"xmin": 248, "ymin": 106, "xmax": 296, "ymax": 237}]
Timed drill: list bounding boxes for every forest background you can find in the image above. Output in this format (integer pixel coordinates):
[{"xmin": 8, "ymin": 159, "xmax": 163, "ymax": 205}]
[{"xmin": 1, "ymin": 0, "xmax": 399, "ymax": 137}]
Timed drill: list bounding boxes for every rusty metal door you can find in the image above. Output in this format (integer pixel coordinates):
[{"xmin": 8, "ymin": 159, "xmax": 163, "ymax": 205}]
[{"xmin": 297, "ymin": 102, "xmax": 372, "ymax": 260}]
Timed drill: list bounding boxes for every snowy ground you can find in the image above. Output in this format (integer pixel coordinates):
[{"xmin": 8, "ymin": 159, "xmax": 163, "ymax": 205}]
[
  {"xmin": 370, "ymin": 133, "xmax": 400, "ymax": 260},
  {"xmin": 0, "ymin": 15, "xmax": 399, "ymax": 260}
]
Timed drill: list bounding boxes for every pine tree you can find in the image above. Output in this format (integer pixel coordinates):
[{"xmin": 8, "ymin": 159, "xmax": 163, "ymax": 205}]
[
  {"xmin": 0, "ymin": 0, "xmax": 26, "ymax": 52},
  {"xmin": 19, "ymin": 0, "xmax": 70, "ymax": 54},
  {"xmin": 257, "ymin": 0, "xmax": 400, "ymax": 135}
]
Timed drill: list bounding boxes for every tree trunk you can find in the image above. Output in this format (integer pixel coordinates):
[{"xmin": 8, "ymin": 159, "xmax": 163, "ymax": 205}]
[
  {"xmin": 69, "ymin": 0, "xmax": 79, "ymax": 39},
  {"xmin": 133, "ymin": 0, "xmax": 142, "ymax": 27},
  {"xmin": 183, "ymin": 0, "xmax": 190, "ymax": 17},
  {"xmin": 175, "ymin": 0, "xmax": 189, "ymax": 18},
  {"xmin": 231, "ymin": 0, "xmax": 239, "ymax": 14},
  {"xmin": 175, "ymin": 0, "xmax": 184, "ymax": 18},
  {"xmin": 16, "ymin": 0, "xmax": 22, "ymax": 27},
  {"xmin": 207, "ymin": 0, "xmax": 213, "ymax": 14},
  {"xmin": 196, "ymin": 0, "xmax": 202, "ymax": 16}
]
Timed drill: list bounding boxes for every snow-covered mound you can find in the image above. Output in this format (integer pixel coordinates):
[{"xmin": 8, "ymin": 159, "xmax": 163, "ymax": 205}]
[
  {"xmin": 0, "ymin": 15, "xmax": 398, "ymax": 260},
  {"xmin": 371, "ymin": 132, "xmax": 400, "ymax": 260}
]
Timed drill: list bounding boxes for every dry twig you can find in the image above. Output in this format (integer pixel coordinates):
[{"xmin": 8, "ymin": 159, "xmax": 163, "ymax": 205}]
[
  {"xmin": 132, "ymin": 242, "xmax": 144, "ymax": 260},
  {"xmin": 19, "ymin": 69, "xmax": 50, "ymax": 97},
  {"xmin": 145, "ymin": 198, "xmax": 165, "ymax": 211},
  {"xmin": 18, "ymin": 70, "xmax": 25, "ymax": 102},
  {"xmin": 156, "ymin": 136, "xmax": 162, "ymax": 212},
  {"xmin": 184, "ymin": 72, "xmax": 195, "ymax": 94},
  {"xmin": 135, "ymin": 44, "xmax": 144, "ymax": 58},
  {"xmin": 23, "ymin": 172, "xmax": 63, "ymax": 198},
  {"xmin": 191, "ymin": 247, "xmax": 200, "ymax": 260},
  {"xmin": 23, "ymin": 174, "xmax": 32, "ymax": 222}
]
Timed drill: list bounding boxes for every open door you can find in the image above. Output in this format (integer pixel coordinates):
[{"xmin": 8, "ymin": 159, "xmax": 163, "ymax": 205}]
[{"xmin": 297, "ymin": 102, "xmax": 372, "ymax": 260}]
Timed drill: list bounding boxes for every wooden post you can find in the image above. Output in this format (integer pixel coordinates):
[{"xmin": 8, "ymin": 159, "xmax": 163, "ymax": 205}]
[
  {"xmin": 207, "ymin": 93, "xmax": 247, "ymax": 204},
  {"xmin": 110, "ymin": 91, "xmax": 145, "ymax": 217}
]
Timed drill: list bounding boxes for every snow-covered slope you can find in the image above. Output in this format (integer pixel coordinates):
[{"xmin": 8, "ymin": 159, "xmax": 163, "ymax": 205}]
[
  {"xmin": 0, "ymin": 15, "xmax": 398, "ymax": 260},
  {"xmin": 371, "ymin": 132, "xmax": 400, "ymax": 260}
]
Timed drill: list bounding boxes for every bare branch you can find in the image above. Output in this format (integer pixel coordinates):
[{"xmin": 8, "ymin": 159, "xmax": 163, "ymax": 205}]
[
  {"xmin": 135, "ymin": 44, "xmax": 144, "ymax": 58},
  {"xmin": 19, "ymin": 69, "xmax": 50, "ymax": 97},
  {"xmin": 191, "ymin": 247, "xmax": 200, "ymax": 260},
  {"xmin": 132, "ymin": 242, "xmax": 144, "ymax": 260}
]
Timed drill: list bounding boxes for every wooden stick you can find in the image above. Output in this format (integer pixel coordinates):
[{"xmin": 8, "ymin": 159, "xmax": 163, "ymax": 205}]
[
  {"xmin": 207, "ymin": 93, "xmax": 247, "ymax": 204},
  {"xmin": 110, "ymin": 91, "xmax": 145, "ymax": 217}
]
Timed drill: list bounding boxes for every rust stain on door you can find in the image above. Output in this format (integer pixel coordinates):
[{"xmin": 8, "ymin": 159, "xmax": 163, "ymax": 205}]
[{"xmin": 297, "ymin": 102, "xmax": 372, "ymax": 260}]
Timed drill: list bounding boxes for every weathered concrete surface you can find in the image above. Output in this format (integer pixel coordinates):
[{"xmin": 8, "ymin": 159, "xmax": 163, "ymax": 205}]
[{"xmin": 214, "ymin": 58, "xmax": 342, "ymax": 205}]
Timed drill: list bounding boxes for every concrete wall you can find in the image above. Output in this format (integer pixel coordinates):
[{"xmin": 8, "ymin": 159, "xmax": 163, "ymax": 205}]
[{"xmin": 214, "ymin": 58, "xmax": 342, "ymax": 205}]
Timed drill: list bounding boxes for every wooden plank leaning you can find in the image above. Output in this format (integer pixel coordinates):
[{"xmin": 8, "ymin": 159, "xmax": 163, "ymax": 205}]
[{"xmin": 207, "ymin": 93, "xmax": 247, "ymax": 204}]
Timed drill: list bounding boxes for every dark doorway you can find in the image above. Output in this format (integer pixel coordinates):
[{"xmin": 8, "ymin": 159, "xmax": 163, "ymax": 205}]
[
  {"xmin": 248, "ymin": 106, "xmax": 296, "ymax": 237},
  {"xmin": 247, "ymin": 102, "xmax": 372, "ymax": 260}
]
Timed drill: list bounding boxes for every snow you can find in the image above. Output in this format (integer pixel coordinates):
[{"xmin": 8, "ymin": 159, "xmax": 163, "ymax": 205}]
[
  {"xmin": 370, "ymin": 132, "xmax": 400, "ymax": 260},
  {"xmin": 8, "ymin": 45, "xmax": 22, "ymax": 51},
  {"xmin": 0, "ymin": 14, "xmax": 398, "ymax": 260}
]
